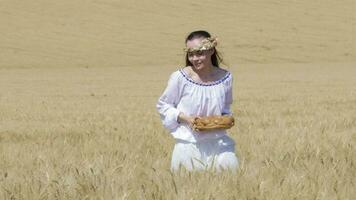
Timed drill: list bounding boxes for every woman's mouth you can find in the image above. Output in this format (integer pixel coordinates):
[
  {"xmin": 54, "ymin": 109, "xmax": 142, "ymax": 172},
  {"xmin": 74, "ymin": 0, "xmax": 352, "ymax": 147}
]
[{"xmin": 194, "ymin": 62, "xmax": 202, "ymax": 67}]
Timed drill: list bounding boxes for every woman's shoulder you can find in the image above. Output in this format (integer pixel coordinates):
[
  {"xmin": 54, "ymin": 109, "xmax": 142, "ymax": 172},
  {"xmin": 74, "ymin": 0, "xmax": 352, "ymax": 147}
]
[
  {"xmin": 167, "ymin": 68, "xmax": 185, "ymax": 83},
  {"xmin": 217, "ymin": 66, "xmax": 233, "ymax": 79},
  {"xmin": 216, "ymin": 67, "xmax": 231, "ymax": 79},
  {"xmin": 214, "ymin": 67, "xmax": 233, "ymax": 87}
]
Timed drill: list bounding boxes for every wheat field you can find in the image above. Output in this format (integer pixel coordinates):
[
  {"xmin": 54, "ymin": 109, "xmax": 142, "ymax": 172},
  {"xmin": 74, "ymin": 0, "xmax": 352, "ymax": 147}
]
[
  {"xmin": 1, "ymin": 0, "xmax": 356, "ymax": 199},
  {"xmin": 0, "ymin": 63, "xmax": 355, "ymax": 199}
]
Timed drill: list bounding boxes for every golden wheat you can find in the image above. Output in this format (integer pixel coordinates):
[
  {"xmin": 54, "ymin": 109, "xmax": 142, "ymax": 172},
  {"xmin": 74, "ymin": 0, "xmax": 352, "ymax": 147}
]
[{"xmin": 0, "ymin": 64, "xmax": 355, "ymax": 199}]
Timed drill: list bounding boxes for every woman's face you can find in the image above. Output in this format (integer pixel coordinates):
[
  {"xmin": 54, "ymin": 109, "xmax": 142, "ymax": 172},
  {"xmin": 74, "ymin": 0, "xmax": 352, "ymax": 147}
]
[{"xmin": 186, "ymin": 37, "xmax": 214, "ymax": 70}]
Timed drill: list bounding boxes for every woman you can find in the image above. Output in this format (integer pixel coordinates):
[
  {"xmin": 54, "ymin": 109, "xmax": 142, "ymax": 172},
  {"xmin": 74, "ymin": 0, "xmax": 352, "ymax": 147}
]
[{"xmin": 156, "ymin": 30, "xmax": 239, "ymax": 172}]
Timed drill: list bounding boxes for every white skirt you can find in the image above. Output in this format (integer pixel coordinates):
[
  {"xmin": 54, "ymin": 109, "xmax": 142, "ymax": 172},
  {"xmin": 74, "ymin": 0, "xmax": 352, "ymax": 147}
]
[{"xmin": 171, "ymin": 135, "xmax": 239, "ymax": 172}]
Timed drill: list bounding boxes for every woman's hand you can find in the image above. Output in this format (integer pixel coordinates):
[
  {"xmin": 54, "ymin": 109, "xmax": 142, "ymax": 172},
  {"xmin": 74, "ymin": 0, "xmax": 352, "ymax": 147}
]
[{"xmin": 177, "ymin": 113, "xmax": 196, "ymax": 128}]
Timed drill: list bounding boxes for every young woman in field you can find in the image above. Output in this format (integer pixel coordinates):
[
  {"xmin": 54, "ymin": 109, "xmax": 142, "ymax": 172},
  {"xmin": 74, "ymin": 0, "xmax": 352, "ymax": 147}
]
[{"xmin": 156, "ymin": 30, "xmax": 238, "ymax": 172}]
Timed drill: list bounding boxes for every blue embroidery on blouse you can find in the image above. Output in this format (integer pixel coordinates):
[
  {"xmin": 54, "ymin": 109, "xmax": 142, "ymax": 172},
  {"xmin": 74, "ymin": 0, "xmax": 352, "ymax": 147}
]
[{"xmin": 179, "ymin": 68, "xmax": 231, "ymax": 86}]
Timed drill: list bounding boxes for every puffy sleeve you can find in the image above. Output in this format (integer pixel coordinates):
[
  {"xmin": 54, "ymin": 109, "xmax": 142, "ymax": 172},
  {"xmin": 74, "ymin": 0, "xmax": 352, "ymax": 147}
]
[
  {"xmin": 156, "ymin": 72, "xmax": 182, "ymax": 131},
  {"xmin": 222, "ymin": 73, "xmax": 233, "ymax": 116}
]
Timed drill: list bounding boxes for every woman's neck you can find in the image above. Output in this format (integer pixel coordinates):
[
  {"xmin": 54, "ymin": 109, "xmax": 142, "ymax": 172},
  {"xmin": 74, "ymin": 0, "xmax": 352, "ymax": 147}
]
[{"xmin": 191, "ymin": 64, "xmax": 217, "ymax": 82}]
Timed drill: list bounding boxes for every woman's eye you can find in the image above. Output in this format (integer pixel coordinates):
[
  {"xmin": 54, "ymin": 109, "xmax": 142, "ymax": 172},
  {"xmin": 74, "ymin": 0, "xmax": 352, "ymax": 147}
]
[
  {"xmin": 188, "ymin": 53, "xmax": 196, "ymax": 57},
  {"xmin": 196, "ymin": 51, "xmax": 204, "ymax": 55},
  {"xmin": 196, "ymin": 50, "xmax": 206, "ymax": 56},
  {"xmin": 188, "ymin": 51, "xmax": 204, "ymax": 57}
]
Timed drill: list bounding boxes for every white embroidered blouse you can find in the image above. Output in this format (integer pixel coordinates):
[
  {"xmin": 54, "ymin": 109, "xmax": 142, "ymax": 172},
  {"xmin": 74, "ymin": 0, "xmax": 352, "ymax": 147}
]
[{"xmin": 156, "ymin": 68, "xmax": 233, "ymax": 143}]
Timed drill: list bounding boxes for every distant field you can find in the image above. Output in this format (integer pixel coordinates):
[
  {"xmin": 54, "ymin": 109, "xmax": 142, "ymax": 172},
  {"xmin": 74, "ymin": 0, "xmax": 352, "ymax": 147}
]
[
  {"xmin": 0, "ymin": 0, "xmax": 355, "ymax": 68},
  {"xmin": 0, "ymin": 63, "xmax": 355, "ymax": 199}
]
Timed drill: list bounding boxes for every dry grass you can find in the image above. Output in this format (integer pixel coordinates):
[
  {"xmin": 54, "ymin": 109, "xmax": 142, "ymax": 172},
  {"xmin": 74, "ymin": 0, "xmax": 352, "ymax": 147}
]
[{"xmin": 0, "ymin": 63, "xmax": 355, "ymax": 199}]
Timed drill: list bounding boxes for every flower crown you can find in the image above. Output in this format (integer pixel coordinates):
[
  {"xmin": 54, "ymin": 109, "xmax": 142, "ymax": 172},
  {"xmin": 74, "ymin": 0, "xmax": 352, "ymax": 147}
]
[{"xmin": 184, "ymin": 37, "xmax": 218, "ymax": 53}]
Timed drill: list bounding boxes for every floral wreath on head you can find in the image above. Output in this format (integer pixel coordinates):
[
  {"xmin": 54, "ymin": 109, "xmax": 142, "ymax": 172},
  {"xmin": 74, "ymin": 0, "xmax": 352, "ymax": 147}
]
[{"xmin": 184, "ymin": 37, "xmax": 218, "ymax": 53}]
